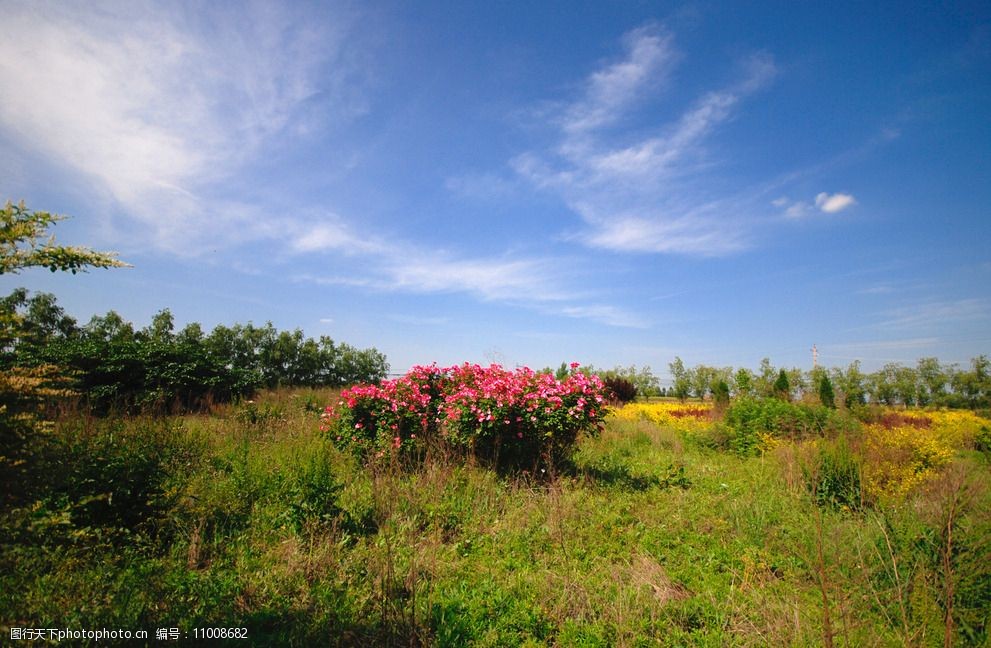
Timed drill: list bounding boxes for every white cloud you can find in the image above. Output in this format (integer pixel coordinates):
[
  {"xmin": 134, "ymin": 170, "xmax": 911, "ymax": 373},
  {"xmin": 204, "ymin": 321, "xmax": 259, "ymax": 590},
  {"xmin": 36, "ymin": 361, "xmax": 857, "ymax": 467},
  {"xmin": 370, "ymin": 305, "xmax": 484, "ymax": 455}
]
[
  {"xmin": 815, "ymin": 192, "xmax": 857, "ymax": 213},
  {"xmin": 775, "ymin": 191, "xmax": 857, "ymax": 218},
  {"xmin": 288, "ymin": 218, "xmax": 385, "ymax": 255},
  {"xmin": 513, "ymin": 25, "xmax": 776, "ymax": 256},
  {"xmin": 0, "ymin": 1, "xmax": 362, "ymax": 254},
  {"xmin": 294, "ymin": 245, "xmax": 571, "ymax": 306},
  {"xmin": 557, "ymin": 304, "xmax": 649, "ymax": 329},
  {"xmin": 561, "ymin": 25, "xmax": 676, "ymax": 135},
  {"xmin": 784, "ymin": 202, "xmax": 811, "ymax": 218},
  {"xmin": 293, "ymin": 241, "xmax": 647, "ymax": 327},
  {"xmin": 572, "ymin": 206, "xmax": 748, "ymax": 256}
]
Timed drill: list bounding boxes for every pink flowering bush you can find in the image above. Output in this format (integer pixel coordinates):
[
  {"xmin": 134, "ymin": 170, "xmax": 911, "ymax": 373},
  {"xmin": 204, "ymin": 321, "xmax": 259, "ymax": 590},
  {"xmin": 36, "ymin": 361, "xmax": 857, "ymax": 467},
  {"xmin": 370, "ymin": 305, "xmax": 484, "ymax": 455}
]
[{"xmin": 321, "ymin": 363, "xmax": 606, "ymax": 472}]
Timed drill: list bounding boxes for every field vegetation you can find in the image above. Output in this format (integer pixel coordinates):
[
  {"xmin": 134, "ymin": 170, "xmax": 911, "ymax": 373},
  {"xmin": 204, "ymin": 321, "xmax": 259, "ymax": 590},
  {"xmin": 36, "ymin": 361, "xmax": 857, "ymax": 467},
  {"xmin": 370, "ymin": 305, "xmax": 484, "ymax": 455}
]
[
  {"xmin": 2, "ymin": 202, "xmax": 990, "ymax": 645},
  {"xmin": 2, "ymin": 380, "xmax": 989, "ymax": 646}
]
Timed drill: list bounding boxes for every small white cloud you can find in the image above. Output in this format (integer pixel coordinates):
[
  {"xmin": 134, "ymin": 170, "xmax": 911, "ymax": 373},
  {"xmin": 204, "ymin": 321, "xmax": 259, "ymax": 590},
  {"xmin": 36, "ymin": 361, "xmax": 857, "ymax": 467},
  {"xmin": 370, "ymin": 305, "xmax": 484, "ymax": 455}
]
[
  {"xmin": 815, "ymin": 192, "xmax": 857, "ymax": 213},
  {"xmin": 784, "ymin": 202, "xmax": 811, "ymax": 218},
  {"xmin": 319, "ymin": 317, "xmax": 334, "ymax": 324},
  {"xmin": 771, "ymin": 197, "xmax": 789, "ymax": 207}
]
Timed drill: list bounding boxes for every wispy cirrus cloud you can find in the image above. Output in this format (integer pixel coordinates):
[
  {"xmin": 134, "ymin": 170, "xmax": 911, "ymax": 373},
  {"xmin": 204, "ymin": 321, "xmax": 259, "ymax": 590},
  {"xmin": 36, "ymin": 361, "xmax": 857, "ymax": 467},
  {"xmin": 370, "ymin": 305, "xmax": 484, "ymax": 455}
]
[
  {"xmin": 817, "ymin": 337, "xmax": 944, "ymax": 363},
  {"xmin": 291, "ymin": 231, "xmax": 646, "ymax": 328},
  {"xmin": 0, "ymin": 1, "xmax": 364, "ymax": 254},
  {"xmin": 559, "ymin": 24, "xmax": 677, "ymax": 135},
  {"xmin": 512, "ymin": 24, "xmax": 777, "ymax": 256},
  {"xmin": 872, "ymin": 298, "xmax": 990, "ymax": 332}
]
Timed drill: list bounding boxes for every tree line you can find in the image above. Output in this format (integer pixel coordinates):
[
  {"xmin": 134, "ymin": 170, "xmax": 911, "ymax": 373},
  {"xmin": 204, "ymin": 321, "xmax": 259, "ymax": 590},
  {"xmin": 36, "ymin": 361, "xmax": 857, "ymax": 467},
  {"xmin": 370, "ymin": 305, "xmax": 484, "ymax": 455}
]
[
  {"xmin": 1, "ymin": 288, "xmax": 389, "ymax": 414},
  {"xmin": 667, "ymin": 355, "xmax": 991, "ymax": 409}
]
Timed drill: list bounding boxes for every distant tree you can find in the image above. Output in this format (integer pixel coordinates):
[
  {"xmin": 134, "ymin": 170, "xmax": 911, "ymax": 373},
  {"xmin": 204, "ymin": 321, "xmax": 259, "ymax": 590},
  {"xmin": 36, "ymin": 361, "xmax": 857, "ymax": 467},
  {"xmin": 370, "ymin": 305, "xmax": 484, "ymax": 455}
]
[
  {"xmin": 756, "ymin": 358, "xmax": 777, "ymax": 397},
  {"xmin": 712, "ymin": 379, "xmax": 730, "ymax": 410},
  {"xmin": 785, "ymin": 368, "xmax": 807, "ymax": 399},
  {"xmin": 832, "ymin": 361, "xmax": 867, "ymax": 408},
  {"xmin": 818, "ymin": 373, "xmax": 836, "ymax": 409},
  {"xmin": 773, "ymin": 369, "xmax": 791, "ymax": 401},
  {"xmin": 145, "ymin": 309, "xmax": 176, "ymax": 342},
  {"xmin": 668, "ymin": 357, "xmax": 691, "ymax": 401},
  {"xmin": 917, "ymin": 357, "xmax": 949, "ymax": 406},
  {"xmin": 891, "ymin": 365, "xmax": 919, "ymax": 407},
  {"xmin": 734, "ymin": 367, "xmax": 755, "ymax": 397},
  {"xmin": 868, "ymin": 365, "xmax": 897, "ymax": 406},
  {"xmin": 690, "ymin": 365, "xmax": 715, "ymax": 400},
  {"xmin": 951, "ymin": 355, "xmax": 991, "ymax": 409}
]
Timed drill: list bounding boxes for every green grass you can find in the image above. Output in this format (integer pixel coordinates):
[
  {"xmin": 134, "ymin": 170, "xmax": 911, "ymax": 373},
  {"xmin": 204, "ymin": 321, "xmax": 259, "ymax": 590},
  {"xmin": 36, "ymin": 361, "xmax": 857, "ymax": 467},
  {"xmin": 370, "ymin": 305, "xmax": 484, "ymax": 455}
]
[{"xmin": 2, "ymin": 389, "xmax": 989, "ymax": 646}]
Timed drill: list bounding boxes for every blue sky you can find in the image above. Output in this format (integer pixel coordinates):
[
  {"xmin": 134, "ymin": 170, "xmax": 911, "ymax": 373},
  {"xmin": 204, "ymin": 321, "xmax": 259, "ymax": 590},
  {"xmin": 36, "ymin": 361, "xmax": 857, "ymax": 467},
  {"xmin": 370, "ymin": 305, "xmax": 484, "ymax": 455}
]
[{"xmin": 2, "ymin": 1, "xmax": 989, "ymax": 377}]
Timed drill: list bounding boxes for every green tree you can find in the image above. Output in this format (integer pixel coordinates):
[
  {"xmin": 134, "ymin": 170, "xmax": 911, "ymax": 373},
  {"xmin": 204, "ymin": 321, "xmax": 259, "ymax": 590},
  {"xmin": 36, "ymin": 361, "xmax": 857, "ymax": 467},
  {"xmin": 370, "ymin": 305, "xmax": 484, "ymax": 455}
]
[
  {"xmin": 1, "ymin": 201, "xmax": 127, "ymax": 274},
  {"xmin": 818, "ymin": 373, "xmax": 836, "ymax": 409},
  {"xmin": 1, "ymin": 202, "xmax": 126, "ymax": 511},
  {"xmin": 832, "ymin": 361, "xmax": 867, "ymax": 408},
  {"xmin": 917, "ymin": 357, "xmax": 949, "ymax": 406},
  {"xmin": 734, "ymin": 367, "xmax": 755, "ymax": 397},
  {"xmin": 756, "ymin": 358, "xmax": 777, "ymax": 397},
  {"xmin": 773, "ymin": 369, "xmax": 791, "ymax": 401},
  {"xmin": 712, "ymin": 379, "xmax": 730, "ymax": 410},
  {"xmin": 951, "ymin": 355, "xmax": 991, "ymax": 409},
  {"xmin": 668, "ymin": 357, "xmax": 691, "ymax": 401}
]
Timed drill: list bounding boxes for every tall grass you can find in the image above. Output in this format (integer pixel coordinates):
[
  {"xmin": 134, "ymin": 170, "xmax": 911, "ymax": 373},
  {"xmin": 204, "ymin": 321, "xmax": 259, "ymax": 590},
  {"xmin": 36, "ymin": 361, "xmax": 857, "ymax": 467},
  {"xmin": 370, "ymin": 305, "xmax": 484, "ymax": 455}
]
[{"xmin": 1, "ymin": 392, "xmax": 988, "ymax": 645}]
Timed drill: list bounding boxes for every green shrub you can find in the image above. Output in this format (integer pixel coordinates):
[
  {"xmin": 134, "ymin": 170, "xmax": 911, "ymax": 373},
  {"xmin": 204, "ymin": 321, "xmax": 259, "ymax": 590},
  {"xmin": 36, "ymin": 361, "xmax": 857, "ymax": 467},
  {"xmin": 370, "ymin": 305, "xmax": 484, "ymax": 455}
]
[
  {"xmin": 724, "ymin": 397, "xmax": 834, "ymax": 455},
  {"xmin": 804, "ymin": 436, "xmax": 864, "ymax": 509}
]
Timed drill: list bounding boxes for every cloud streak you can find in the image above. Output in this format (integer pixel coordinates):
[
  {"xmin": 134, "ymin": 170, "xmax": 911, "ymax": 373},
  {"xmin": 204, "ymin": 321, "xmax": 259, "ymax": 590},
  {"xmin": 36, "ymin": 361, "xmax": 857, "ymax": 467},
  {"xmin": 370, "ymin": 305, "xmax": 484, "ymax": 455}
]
[
  {"xmin": 0, "ymin": 1, "xmax": 361, "ymax": 254},
  {"xmin": 513, "ymin": 25, "xmax": 777, "ymax": 256}
]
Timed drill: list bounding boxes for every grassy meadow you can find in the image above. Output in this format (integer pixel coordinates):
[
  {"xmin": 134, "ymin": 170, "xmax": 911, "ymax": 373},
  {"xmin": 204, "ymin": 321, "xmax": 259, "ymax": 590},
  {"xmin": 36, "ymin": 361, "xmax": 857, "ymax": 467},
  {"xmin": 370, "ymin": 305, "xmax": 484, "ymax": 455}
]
[{"xmin": 2, "ymin": 390, "xmax": 990, "ymax": 646}]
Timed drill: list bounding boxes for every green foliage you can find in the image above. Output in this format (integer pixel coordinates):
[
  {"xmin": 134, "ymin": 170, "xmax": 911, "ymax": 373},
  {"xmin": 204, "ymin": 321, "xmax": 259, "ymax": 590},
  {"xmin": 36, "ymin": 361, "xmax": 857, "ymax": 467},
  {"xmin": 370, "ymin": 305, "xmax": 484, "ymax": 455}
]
[
  {"xmin": 712, "ymin": 379, "xmax": 730, "ymax": 408},
  {"xmin": 1, "ymin": 200, "xmax": 127, "ymax": 274},
  {"xmin": 2, "ymin": 417, "xmax": 195, "ymax": 547},
  {"xmin": 773, "ymin": 368, "xmax": 791, "ymax": 401},
  {"xmin": 724, "ymin": 396, "xmax": 834, "ymax": 455},
  {"xmin": 804, "ymin": 436, "xmax": 863, "ymax": 509},
  {"xmin": 2, "ymin": 290, "xmax": 389, "ymax": 414},
  {"xmin": 668, "ymin": 356, "xmax": 692, "ymax": 401},
  {"xmin": 832, "ymin": 360, "xmax": 868, "ymax": 408},
  {"xmin": 817, "ymin": 372, "xmax": 836, "ymax": 408},
  {"xmin": 596, "ymin": 365, "xmax": 660, "ymax": 400},
  {"xmin": 2, "ymin": 393, "xmax": 989, "ymax": 644},
  {"xmin": 734, "ymin": 367, "xmax": 755, "ymax": 397}
]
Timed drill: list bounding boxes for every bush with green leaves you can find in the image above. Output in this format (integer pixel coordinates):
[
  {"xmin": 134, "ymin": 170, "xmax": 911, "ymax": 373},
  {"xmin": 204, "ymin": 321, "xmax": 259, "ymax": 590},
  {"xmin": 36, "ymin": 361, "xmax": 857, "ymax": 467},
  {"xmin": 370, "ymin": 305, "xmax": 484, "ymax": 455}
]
[
  {"xmin": 804, "ymin": 436, "xmax": 863, "ymax": 509},
  {"xmin": 723, "ymin": 396, "xmax": 836, "ymax": 455}
]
